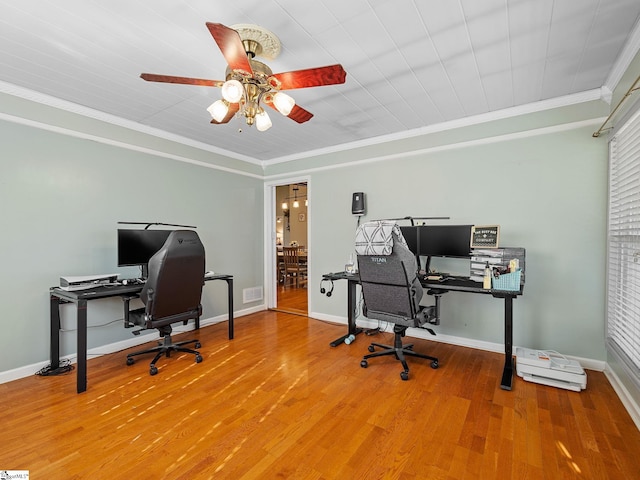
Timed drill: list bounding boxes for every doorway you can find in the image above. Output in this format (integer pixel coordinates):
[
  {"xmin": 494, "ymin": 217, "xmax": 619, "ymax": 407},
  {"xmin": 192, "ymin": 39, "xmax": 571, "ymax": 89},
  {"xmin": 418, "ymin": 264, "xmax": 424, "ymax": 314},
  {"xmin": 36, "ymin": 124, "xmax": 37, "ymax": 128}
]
[{"xmin": 274, "ymin": 182, "xmax": 308, "ymax": 315}]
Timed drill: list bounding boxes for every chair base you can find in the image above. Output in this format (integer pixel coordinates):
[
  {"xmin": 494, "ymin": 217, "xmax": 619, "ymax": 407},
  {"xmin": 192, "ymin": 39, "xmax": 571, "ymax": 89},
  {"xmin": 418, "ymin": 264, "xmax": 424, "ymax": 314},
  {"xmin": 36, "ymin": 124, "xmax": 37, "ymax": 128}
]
[
  {"xmin": 360, "ymin": 325, "xmax": 438, "ymax": 380},
  {"xmin": 126, "ymin": 334, "xmax": 203, "ymax": 376}
]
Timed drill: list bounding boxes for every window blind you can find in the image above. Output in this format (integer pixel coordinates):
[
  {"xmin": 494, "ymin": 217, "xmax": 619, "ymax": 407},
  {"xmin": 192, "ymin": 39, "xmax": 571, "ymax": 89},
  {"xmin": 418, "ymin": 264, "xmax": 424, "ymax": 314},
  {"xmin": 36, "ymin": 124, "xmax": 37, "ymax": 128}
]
[{"xmin": 607, "ymin": 107, "xmax": 640, "ymax": 381}]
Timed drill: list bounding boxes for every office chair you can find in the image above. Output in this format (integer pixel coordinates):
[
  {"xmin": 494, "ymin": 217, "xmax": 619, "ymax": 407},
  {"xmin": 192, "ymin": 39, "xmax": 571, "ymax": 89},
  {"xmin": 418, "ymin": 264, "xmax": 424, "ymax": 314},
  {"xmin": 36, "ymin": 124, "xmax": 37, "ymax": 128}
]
[
  {"xmin": 355, "ymin": 221, "xmax": 439, "ymax": 380},
  {"xmin": 123, "ymin": 230, "xmax": 205, "ymax": 375}
]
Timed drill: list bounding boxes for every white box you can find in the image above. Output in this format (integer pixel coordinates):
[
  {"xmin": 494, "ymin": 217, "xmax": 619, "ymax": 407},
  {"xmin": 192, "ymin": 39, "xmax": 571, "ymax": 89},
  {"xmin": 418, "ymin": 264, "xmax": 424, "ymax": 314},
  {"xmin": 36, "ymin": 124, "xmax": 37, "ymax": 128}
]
[{"xmin": 515, "ymin": 347, "xmax": 587, "ymax": 391}]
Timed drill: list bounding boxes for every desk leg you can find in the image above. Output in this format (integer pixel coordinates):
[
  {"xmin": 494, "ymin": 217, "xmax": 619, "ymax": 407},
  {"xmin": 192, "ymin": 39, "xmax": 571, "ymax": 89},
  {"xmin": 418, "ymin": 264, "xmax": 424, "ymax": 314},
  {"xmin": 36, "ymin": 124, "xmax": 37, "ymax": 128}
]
[
  {"xmin": 77, "ymin": 299, "xmax": 88, "ymax": 394},
  {"xmin": 330, "ymin": 279, "xmax": 362, "ymax": 347},
  {"xmin": 50, "ymin": 295, "xmax": 61, "ymax": 370},
  {"xmin": 227, "ymin": 278, "xmax": 234, "ymax": 340},
  {"xmin": 500, "ymin": 296, "xmax": 514, "ymax": 391}
]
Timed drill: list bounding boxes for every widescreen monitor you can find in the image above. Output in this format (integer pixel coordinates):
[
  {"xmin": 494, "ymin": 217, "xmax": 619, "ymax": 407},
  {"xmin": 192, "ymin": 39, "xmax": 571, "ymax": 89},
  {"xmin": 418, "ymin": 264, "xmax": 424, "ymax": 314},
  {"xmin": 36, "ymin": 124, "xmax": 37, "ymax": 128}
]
[
  {"xmin": 419, "ymin": 224, "xmax": 473, "ymax": 258},
  {"xmin": 117, "ymin": 229, "xmax": 172, "ymax": 268}
]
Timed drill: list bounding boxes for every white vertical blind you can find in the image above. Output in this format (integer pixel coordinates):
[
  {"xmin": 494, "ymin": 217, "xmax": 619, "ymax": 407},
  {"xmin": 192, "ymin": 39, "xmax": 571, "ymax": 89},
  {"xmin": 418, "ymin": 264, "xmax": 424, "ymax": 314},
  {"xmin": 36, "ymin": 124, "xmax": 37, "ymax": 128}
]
[{"xmin": 608, "ymin": 107, "xmax": 640, "ymax": 378}]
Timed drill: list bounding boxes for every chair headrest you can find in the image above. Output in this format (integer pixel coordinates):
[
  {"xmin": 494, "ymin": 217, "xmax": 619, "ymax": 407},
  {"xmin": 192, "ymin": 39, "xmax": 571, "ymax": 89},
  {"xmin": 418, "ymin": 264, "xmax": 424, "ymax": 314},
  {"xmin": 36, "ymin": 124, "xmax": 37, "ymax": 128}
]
[{"xmin": 355, "ymin": 220, "xmax": 409, "ymax": 255}]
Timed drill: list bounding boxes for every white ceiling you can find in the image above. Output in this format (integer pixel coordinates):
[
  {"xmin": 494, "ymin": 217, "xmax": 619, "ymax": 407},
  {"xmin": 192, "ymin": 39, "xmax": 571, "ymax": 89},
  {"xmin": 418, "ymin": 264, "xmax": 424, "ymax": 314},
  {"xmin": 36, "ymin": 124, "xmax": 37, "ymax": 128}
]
[{"xmin": 1, "ymin": 0, "xmax": 639, "ymax": 164}]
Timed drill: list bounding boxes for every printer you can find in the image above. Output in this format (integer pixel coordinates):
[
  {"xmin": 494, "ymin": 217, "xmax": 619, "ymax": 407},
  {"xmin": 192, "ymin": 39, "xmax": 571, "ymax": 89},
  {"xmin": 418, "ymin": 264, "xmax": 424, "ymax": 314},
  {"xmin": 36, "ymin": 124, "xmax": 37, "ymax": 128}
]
[
  {"xmin": 515, "ymin": 347, "xmax": 587, "ymax": 392},
  {"xmin": 59, "ymin": 273, "xmax": 119, "ymax": 290}
]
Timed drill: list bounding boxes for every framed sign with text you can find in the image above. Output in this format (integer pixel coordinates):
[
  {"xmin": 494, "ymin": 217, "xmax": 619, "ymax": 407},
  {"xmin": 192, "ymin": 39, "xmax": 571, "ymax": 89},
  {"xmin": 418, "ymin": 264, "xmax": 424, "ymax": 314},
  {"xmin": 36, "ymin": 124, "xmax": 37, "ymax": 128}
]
[{"xmin": 470, "ymin": 225, "xmax": 500, "ymax": 248}]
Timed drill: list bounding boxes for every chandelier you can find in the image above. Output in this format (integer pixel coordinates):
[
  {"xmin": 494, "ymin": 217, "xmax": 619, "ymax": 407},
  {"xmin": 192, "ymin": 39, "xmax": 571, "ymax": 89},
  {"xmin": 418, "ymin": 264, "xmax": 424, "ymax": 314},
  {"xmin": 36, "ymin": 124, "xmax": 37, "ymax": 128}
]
[{"xmin": 206, "ymin": 25, "xmax": 296, "ymax": 132}]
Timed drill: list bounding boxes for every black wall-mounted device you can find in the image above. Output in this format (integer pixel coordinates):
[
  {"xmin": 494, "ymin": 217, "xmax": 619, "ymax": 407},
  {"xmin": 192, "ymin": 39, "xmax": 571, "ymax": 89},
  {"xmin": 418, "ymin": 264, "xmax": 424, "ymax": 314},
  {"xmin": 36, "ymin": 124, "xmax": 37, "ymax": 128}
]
[{"xmin": 352, "ymin": 192, "xmax": 366, "ymax": 216}]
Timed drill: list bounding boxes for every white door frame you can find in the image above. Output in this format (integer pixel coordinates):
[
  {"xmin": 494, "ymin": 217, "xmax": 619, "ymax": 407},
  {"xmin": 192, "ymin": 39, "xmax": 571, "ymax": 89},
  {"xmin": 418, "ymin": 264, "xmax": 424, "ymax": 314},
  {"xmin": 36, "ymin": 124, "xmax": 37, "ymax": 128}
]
[{"xmin": 263, "ymin": 175, "xmax": 311, "ymax": 309}]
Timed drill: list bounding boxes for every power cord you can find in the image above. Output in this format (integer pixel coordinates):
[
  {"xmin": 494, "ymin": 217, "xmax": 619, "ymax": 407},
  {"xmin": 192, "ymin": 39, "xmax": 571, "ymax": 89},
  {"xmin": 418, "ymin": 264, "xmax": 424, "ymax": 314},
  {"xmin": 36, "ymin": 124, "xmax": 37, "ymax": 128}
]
[
  {"xmin": 35, "ymin": 359, "xmax": 74, "ymax": 376},
  {"xmin": 59, "ymin": 317, "xmax": 124, "ymax": 333}
]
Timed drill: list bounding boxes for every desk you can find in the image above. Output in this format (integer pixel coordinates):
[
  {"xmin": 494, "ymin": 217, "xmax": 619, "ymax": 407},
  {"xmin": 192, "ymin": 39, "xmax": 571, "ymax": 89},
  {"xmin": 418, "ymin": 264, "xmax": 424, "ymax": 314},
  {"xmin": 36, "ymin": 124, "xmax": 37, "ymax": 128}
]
[
  {"xmin": 49, "ymin": 274, "xmax": 234, "ymax": 393},
  {"xmin": 322, "ymin": 272, "xmax": 523, "ymax": 390}
]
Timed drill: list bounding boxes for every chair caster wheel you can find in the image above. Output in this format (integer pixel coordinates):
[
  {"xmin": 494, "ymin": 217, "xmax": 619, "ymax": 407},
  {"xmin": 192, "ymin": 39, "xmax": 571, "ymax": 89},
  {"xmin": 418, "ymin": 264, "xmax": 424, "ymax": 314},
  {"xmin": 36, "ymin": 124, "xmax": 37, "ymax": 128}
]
[
  {"xmin": 431, "ymin": 360, "xmax": 439, "ymax": 369},
  {"xmin": 360, "ymin": 360, "xmax": 368, "ymax": 368},
  {"xmin": 195, "ymin": 354, "xmax": 203, "ymax": 363},
  {"xmin": 400, "ymin": 371, "xmax": 409, "ymax": 381},
  {"xmin": 368, "ymin": 345, "xmax": 375, "ymax": 352},
  {"xmin": 126, "ymin": 357, "xmax": 134, "ymax": 366},
  {"xmin": 150, "ymin": 366, "xmax": 158, "ymax": 376},
  {"xmin": 195, "ymin": 342, "xmax": 201, "ymax": 349}
]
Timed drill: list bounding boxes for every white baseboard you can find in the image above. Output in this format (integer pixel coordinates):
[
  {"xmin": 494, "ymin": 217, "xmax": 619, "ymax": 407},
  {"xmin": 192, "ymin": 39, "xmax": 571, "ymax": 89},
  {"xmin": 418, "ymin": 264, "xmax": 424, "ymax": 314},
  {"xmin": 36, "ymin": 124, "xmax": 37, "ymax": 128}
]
[
  {"xmin": 0, "ymin": 304, "xmax": 266, "ymax": 386},
  {"xmin": 311, "ymin": 312, "xmax": 640, "ymax": 425},
  {"xmin": 310, "ymin": 312, "xmax": 607, "ymax": 372},
  {"xmin": 604, "ymin": 365, "xmax": 640, "ymax": 431},
  {"xmin": 4, "ymin": 305, "xmax": 625, "ymax": 418}
]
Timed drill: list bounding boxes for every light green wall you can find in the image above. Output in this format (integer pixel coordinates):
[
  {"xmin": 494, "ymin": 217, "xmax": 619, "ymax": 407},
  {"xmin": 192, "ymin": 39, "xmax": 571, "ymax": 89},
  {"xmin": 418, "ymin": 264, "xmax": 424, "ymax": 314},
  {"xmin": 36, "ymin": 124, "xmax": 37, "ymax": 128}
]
[
  {"xmin": 0, "ymin": 118, "xmax": 264, "ymax": 371},
  {"xmin": 0, "ymin": 89, "xmax": 612, "ymax": 374},
  {"xmin": 305, "ymin": 123, "xmax": 608, "ymax": 360}
]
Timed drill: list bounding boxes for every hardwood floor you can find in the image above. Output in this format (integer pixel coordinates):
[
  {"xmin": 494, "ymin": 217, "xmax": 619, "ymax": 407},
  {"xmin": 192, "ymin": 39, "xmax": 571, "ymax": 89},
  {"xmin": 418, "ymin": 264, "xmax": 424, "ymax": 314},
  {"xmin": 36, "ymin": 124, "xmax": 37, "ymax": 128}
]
[
  {"xmin": 2, "ymin": 311, "xmax": 639, "ymax": 479},
  {"xmin": 276, "ymin": 283, "xmax": 307, "ymax": 315}
]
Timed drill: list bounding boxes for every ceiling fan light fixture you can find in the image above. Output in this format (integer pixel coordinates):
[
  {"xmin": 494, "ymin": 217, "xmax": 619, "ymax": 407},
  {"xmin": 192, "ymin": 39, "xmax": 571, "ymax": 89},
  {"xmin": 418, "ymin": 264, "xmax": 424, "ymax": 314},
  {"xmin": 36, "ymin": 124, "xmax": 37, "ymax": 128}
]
[
  {"xmin": 207, "ymin": 99, "xmax": 229, "ymax": 122},
  {"xmin": 273, "ymin": 92, "xmax": 295, "ymax": 116},
  {"xmin": 255, "ymin": 109, "xmax": 272, "ymax": 131},
  {"xmin": 221, "ymin": 79, "xmax": 244, "ymax": 103},
  {"xmin": 141, "ymin": 23, "xmax": 346, "ymax": 133}
]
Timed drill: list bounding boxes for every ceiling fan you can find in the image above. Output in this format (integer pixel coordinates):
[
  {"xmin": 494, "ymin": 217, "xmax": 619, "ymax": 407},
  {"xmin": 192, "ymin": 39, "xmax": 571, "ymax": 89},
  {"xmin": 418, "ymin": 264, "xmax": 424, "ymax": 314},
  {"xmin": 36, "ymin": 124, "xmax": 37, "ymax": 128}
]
[{"xmin": 141, "ymin": 22, "xmax": 347, "ymax": 131}]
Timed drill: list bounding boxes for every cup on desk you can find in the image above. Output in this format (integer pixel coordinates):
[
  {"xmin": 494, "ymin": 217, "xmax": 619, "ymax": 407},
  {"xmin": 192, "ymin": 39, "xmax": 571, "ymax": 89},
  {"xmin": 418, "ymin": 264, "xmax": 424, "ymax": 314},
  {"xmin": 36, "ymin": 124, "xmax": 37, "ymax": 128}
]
[{"xmin": 345, "ymin": 263, "xmax": 355, "ymax": 275}]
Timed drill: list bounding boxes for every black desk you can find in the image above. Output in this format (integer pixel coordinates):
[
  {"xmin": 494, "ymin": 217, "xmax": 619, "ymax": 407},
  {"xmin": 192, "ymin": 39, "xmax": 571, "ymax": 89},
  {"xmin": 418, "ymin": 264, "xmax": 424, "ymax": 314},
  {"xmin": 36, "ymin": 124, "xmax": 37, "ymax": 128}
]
[
  {"xmin": 322, "ymin": 272, "xmax": 523, "ymax": 390},
  {"xmin": 49, "ymin": 274, "xmax": 234, "ymax": 393}
]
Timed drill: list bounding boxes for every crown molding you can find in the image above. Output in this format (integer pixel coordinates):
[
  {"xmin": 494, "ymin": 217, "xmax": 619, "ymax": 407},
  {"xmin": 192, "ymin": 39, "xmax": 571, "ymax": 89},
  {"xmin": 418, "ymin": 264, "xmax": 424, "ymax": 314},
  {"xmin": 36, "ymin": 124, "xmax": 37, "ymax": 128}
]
[
  {"xmin": 0, "ymin": 78, "xmax": 606, "ymax": 174},
  {"xmin": 0, "ymin": 80, "xmax": 261, "ymax": 167},
  {"xmin": 0, "ymin": 111, "xmax": 263, "ymax": 180},
  {"xmin": 604, "ymin": 17, "xmax": 640, "ymax": 94},
  {"xmin": 263, "ymin": 89, "xmax": 603, "ymax": 167},
  {"xmin": 264, "ymin": 117, "xmax": 606, "ymax": 181}
]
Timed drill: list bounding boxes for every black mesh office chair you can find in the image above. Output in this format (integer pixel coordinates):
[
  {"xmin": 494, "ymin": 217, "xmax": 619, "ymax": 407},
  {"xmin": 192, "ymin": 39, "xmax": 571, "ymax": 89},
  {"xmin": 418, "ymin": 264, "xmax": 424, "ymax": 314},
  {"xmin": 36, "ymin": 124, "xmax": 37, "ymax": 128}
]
[
  {"xmin": 123, "ymin": 230, "xmax": 205, "ymax": 375},
  {"xmin": 355, "ymin": 221, "xmax": 439, "ymax": 380}
]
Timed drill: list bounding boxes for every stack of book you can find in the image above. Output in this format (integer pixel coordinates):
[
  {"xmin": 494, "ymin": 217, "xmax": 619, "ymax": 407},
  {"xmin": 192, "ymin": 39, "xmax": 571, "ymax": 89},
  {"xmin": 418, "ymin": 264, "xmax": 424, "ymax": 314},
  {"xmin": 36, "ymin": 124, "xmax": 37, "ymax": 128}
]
[{"xmin": 470, "ymin": 247, "xmax": 526, "ymax": 283}]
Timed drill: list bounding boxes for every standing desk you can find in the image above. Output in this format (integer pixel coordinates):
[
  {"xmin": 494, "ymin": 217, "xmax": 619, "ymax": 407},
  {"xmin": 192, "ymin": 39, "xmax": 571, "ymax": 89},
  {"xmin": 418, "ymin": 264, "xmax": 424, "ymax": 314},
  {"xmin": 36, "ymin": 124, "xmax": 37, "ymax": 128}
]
[
  {"xmin": 321, "ymin": 271, "xmax": 523, "ymax": 390},
  {"xmin": 49, "ymin": 274, "xmax": 234, "ymax": 393}
]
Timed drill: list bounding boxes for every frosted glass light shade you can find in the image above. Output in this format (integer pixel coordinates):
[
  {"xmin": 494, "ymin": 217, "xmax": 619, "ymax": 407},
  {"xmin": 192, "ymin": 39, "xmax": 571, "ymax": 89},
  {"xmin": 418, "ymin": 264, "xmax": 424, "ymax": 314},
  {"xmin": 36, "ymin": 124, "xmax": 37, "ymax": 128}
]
[
  {"xmin": 273, "ymin": 92, "xmax": 295, "ymax": 115},
  {"xmin": 207, "ymin": 100, "xmax": 229, "ymax": 122},
  {"xmin": 255, "ymin": 110, "xmax": 272, "ymax": 131},
  {"xmin": 221, "ymin": 79, "xmax": 244, "ymax": 103}
]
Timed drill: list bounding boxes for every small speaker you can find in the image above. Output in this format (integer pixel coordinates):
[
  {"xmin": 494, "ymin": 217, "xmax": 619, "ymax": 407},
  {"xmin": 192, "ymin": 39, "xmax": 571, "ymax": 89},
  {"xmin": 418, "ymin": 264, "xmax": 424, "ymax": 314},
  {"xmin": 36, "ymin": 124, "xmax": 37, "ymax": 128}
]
[{"xmin": 352, "ymin": 192, "xmax": 366, "ymax": 216}]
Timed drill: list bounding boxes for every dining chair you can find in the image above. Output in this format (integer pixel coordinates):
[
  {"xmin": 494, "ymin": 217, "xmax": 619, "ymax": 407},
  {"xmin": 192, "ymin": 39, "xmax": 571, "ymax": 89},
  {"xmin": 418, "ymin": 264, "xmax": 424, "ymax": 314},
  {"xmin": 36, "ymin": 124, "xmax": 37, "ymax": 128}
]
[{"xmin": 282, "ymin": 246, "xmax": 308, "ymax": 287}]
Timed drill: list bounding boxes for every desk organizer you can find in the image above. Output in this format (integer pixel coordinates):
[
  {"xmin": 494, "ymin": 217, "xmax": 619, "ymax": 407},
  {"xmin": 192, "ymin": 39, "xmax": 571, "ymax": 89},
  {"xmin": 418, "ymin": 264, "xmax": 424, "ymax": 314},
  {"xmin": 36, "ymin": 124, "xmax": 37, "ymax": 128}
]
[{"xmin": 492, "ymin": 269, "xmax": 522, "ymax": 291}]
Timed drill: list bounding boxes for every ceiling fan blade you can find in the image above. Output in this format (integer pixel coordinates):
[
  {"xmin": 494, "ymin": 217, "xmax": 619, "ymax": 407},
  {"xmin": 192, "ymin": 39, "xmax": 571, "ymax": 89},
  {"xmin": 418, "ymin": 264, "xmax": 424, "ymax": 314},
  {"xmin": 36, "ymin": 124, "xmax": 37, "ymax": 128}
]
[
  {"xmin": 265, "ymin": 101, "xmax": 314, "ymax": 124},
  {"xmin": 206, "ymin": 22, "xmax": 253, "ymax": 75},
  {"xmin": 210, "ymin": 103, "xmax": 240, "ymax": 124},
  {"xmin": 287, "ymin": 105, "xmax": 314, "ymax": 123},
  {"xmin": 140, "ymin": 73, "xmax": 223, "ymax": 87},
  {"xmin": 271, "ymin": 64, "xmax": 346, "ymax": 90}
]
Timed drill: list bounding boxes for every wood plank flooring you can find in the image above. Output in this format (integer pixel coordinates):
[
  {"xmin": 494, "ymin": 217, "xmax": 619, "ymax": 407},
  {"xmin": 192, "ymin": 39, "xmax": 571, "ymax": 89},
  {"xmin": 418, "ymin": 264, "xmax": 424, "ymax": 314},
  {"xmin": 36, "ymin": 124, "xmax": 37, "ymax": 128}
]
[
  {"xmin": 2, "ymin": 311, "xmax": 639, "ymax": 479},
  {"xmin": 276, "ymin": 283, "xmax": 307, "ymax": 315}
]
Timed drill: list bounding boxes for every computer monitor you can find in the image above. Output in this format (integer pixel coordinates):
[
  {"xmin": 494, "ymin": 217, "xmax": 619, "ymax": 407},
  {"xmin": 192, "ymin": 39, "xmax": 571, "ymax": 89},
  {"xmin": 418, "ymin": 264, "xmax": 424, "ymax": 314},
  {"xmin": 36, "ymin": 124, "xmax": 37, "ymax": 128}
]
[
  {"xmin": 419, "ymin": 224, "xmax": 473, "ymax": 258},
  {"xmin": 400, "ymin": 225, "xmax": 419, "ymax": 255},
  {"xmin": 117, "ymin": 229, "xmax": 172, "ymax": 274}
]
